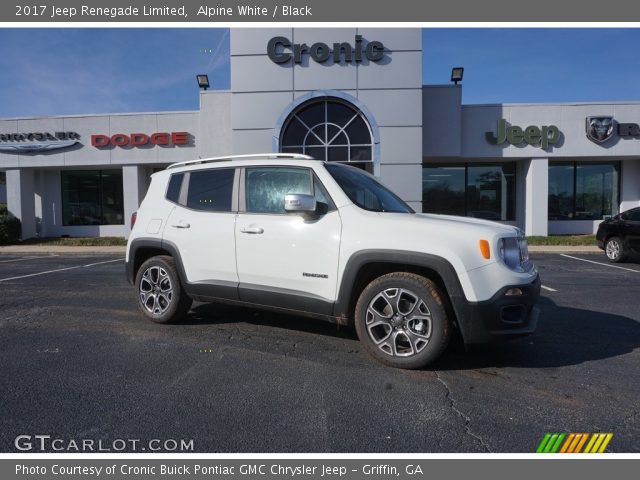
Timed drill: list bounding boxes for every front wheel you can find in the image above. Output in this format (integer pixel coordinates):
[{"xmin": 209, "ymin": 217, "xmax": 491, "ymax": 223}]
[
  {"xmin": 135, "ymin": 255, "xmax": 192, "ymax": 324},
  {"xmin": 605, "ymin": 236, "xmax": 625, "ymax": 263},
  {"xmin": 354, "ymin": 272, "xmax": 451, "ymax": 369}
]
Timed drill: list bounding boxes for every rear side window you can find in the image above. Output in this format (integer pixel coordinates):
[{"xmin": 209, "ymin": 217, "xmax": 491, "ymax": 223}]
[
  {"xmin": 186, "ymin": 168, "xmax": 234, "ymax": 212},
  {"xmin": 165, "ymin": 173, "xmax": 183, "ymax": 204}
]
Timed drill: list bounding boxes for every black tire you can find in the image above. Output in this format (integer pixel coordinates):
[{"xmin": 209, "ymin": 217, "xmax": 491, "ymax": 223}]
[
  {"xmin": 605, "ymin": 236, "xmax": 625, "ymax": 263},
  {"xmin": 354, "ymin": 272, "xmax": 451, "ymax": 369},
  {"xmin": 134, "ymin": 255, "xmax": 192, "ymax": 324}
]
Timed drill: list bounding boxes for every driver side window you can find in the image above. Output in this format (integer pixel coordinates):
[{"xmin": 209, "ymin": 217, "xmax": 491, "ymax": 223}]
[{"xmin": 245, "ymin": 167, "xmax": 312, "ymax": 214}]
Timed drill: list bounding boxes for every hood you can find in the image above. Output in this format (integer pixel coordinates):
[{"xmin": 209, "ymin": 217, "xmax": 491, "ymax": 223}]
[
  {"xmin": 355, "ymin": 209, "xmax": 522, "ymax": 241},
  {"xmin": 414, "ymin": 213, "xmax": 521, "ymax": 235}
]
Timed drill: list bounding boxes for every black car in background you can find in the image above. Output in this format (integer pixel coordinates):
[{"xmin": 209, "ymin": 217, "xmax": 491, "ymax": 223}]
[{"xmin": 596, "ymin": 206, "xmax": 640, "ymax": 262}]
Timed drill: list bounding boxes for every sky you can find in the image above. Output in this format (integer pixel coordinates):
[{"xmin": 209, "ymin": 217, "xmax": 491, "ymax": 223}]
[
  {"xmin": 1, "ymin": 28, "xmax": 640, "ymax": 118},
  {"xmin": 0, "ymin": 29, "xmax": 230, "ymax": 118},
  {"xmin": 423, "ymin": 28, "xmax": 640, "ymax": 104}
]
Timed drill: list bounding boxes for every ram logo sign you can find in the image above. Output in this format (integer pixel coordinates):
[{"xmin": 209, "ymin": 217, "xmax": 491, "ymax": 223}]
[{"xmin": 586, "ymin": 116, "xmax": 615, "ymax": 144}]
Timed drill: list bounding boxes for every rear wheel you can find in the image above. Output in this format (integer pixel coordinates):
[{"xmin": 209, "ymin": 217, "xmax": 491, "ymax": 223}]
[
  {"xmin": 605, "ymin": 236, "xmax": 625, "ymax": 263},
  {"xmin": 354, "ymin": 272, "xmax": 451, "ymax": 369},
  {"xmin": 135, "ymin": 255, "xmax": 192, "ymax": 324}
]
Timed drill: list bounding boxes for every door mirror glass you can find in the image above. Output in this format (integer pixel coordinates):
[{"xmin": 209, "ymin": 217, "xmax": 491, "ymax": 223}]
[{"xmin": 284, "ymin": 194, "xmax": 317, "ymax": 214}]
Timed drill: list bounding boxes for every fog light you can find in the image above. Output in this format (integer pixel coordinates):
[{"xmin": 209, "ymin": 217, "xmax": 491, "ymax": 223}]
[{"xmin": 505, "ymin": 288, "xmax": 523, "ymax": 297}]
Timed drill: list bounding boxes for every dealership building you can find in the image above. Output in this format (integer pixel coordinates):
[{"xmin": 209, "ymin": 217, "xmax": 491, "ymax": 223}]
[{"xmin": 1, "ymin": 28, "xmax": 640, "ymax": 239}]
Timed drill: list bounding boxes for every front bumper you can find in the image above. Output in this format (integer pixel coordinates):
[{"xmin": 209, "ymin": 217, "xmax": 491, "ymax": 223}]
[{"xmin": 454, "ymin": 274, "xmax": 541, "ymax": 344}]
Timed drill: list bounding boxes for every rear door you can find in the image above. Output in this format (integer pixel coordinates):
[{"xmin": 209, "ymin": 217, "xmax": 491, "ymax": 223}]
[{"xmin": 162, "ymin": 167, "xmax": 239, "ymax": 292}]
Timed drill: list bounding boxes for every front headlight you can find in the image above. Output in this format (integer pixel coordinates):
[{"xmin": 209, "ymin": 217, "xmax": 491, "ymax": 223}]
[{"xmin": 498, "ymin": 236, "xmax": 531, "ymax": 272}]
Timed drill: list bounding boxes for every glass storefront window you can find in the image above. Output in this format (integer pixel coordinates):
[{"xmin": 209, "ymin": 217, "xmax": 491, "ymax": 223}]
[
  {"xmin": 576, "ymin": 164, "xmax": 619, "ymax": 220},
  {"xmin": 548, "ymin": 162, "xmax": 620, "ymax": 220},
  {"xmin": 467, "ymin": 164, "xmax": 516, "ymax": 221},
  {"xmin": 61, "ymin": 170, "xmax": 124, "ymax": 226},
  {"xmin": 422, "ymin": 163, "xmax": 516, "ymax": 221},
  {"xmin": 422, "ymin": 165, "xmax": 465, "ymax": 216},
  {"xmin": 548, "ymin": 163, "xmax": 575, "ymax": 220}
]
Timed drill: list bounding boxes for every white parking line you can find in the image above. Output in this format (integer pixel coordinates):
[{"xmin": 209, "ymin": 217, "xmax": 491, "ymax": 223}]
[
  {"xmin": 0, "ymin": 258, "xmax": 123, "ymax": 283},
  {"xmin": 541, "ymin": 285, "xmax": 558, "ymax": 292},
  {"xmin": 0, "ymin": 256, "xmax": 43, "ymax": 264},
  {"xmin": 560, "ymin": 254, "xmax": 640, "ymax": 273}
]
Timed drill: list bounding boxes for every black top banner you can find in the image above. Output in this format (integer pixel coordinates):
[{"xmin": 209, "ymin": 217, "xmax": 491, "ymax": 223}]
[{"xmin": 4, "ymin": 0, "xmax": 640, "ymax": 22}]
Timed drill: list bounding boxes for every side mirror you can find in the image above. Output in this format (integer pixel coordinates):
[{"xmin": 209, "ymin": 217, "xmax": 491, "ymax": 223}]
[{"xmin": 284, "ymin": 193, "xmax": 317, "ymax": 215}]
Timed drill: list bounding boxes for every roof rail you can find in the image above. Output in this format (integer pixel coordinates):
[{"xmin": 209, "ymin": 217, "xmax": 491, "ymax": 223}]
[{"xmin": 167, "ymin": 153, "xmax": 314, "ymax": 169}]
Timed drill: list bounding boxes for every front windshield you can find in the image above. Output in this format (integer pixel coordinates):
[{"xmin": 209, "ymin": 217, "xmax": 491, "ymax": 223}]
[{"xmin": 325, "ymin": 163, "xmax": 414, "ymax": 214}]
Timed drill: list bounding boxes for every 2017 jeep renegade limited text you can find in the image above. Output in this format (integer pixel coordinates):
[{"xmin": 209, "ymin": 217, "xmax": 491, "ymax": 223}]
[{"xmin": 126, "ymin": 154, "xmax": 540, "ymax": 369}]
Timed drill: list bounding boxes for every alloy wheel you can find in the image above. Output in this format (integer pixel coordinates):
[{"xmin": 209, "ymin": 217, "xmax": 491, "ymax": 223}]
[
  {"xmin": 139, "ymin": 266, "xmax": 174, "ymax": 315},
  {"xmin": 365, "ymin": 288, "xmax": 432, "ymax": 357},
  {"xmin": 606, "ymin": 239, "xmax": 621, "ymax": 260}
]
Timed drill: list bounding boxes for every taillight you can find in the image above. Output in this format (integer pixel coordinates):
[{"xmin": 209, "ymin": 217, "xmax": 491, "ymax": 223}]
[{"xmin": 130, "ymin": 211, "xmax": 137, "ymax": 229}]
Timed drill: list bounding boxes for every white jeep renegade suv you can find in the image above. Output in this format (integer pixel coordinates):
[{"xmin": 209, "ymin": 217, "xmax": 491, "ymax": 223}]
[{"xmin": 126, "ymin": 154, "xmax": 540, "ymax": 369}]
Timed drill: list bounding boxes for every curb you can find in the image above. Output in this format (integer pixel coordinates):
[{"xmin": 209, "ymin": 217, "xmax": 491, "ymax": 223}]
[{"xmin": 0, "ymin": 246, "xmax": 126, "ymax": 254}]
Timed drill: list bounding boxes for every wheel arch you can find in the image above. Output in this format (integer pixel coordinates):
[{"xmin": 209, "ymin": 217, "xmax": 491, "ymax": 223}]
[
  {"xmin": 127, "ymin": 238, "xmax": 187, "ymax": 286},
  {"xmin": 333, "ymin": 250, "xmax": 466, "ymax": 332}
]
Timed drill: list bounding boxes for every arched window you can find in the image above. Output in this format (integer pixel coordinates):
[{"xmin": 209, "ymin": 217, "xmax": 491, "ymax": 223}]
[{"xmin": 279, "ymin": 98, "xmax": 373, "ymax": 169}]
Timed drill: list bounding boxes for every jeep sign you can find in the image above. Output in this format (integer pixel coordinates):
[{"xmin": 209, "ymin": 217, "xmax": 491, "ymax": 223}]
[{"xmin": 486, "ymin": 119, "xmax": 561, "ymax": 150}]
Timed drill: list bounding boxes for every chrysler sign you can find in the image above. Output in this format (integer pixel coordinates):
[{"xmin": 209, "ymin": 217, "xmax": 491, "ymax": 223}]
[{"xmin": 0, "ymin": 131, "xmax": 80, "ymax": 153}]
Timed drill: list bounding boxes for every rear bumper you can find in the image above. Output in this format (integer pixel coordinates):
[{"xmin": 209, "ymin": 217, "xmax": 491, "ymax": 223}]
[
  {"xmin": 125, "ymin": 259, "xmax": 134, "ymax": 285},
  {"xmin": 454, "ymin": 274, "xmax": 541, "ymax": 344}
]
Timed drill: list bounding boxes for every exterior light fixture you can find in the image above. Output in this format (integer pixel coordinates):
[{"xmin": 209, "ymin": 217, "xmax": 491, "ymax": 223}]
[
  {"xmin": 451, "ymin": 67, "xmax": 464, "ymax": 85},
  {"xmin": 196, "ymin": 74, "xmax": 210, "ymax": 90}
]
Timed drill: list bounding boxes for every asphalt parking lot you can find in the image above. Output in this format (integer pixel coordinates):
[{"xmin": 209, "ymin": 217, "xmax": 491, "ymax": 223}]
[{"xmin": 0, "ymin": 253, "xmax": 638, "ymax": 453}]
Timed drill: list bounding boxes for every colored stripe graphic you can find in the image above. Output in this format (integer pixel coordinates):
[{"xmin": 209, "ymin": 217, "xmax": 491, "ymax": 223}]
[
  {"xmin": 584, "ymin": 433, "xmax": 614, "ymax": 453},
  {"xmin": 584, "ymin": 433, "xmax": 598, "ymax": 453},
  {"xmin": 563, "ymin": 433, "xmax": 586, "ymax": 453},
  {"xmin": 537, "ymin": 433, "xmax": 612, "ymax": 453},
  {"xmin": 597, "ymin": 433, "xmax": 613, "ymax": 453},
  {"xmin": 549, "ymin": 433, "xmax": 565, "ymax": 453},
  {"xmin": 536, "ymin": 433, "xmax": 552, "ymax": 453},
  {"xmin": 573, "ymin": 433, "xmax": 589, "ymax": 453},
  {"xmin": 543, "ymin": 434, "xmax": 558, "ymax": 453},
  {"xmin": 559, "ymin": 433, "xmax": 575, "ymax": 453}
]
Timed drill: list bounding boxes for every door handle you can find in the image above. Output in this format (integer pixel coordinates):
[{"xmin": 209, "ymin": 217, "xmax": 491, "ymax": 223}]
[
  {"xmin": 240, "ymin": 226, "xmax": 264, "ymax": 234},
  {"xmin": 171, "ymin": 221, "xmax": 191, "ymax": 229}
]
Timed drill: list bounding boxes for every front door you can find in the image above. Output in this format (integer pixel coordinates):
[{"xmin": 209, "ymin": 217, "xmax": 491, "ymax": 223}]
[{"xmin": 235, "ymin": 166, "xmax": 342, "ymax": 314}]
